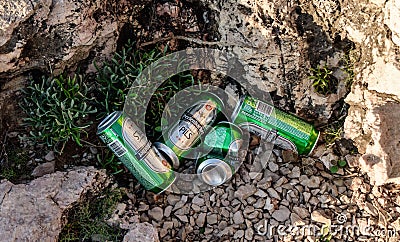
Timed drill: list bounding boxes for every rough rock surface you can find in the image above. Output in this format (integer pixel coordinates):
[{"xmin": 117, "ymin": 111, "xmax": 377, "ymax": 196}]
[
  {"xmin": 298, "ymin": 0, "xmax": 400, "ymax": 185},
  {"xmin": 202, "ymin": 0, "xmax": 351, "ymax": 124},
  {"xmin": 0, "ymin": 166, "xmax": 110, "ymax": 241},
  {"xmin": 123, "ymin": 222, "xmax": 159, "ymax": 242}
]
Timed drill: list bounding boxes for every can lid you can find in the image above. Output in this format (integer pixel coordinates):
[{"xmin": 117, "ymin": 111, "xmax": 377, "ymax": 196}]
[
  {"xmin": 197, "ymin": 158, "xmax": 232, "ymax": 186},
  {"xmin": 97, "ymin": 111, "xmax": 122, "ymax": 134},
  {"xmin": 230, "ymin": 95, "xmax": 245, "ymax": 122},
  {"xmin": 154, "ymin": 142, "xmax": 180, "ymax": 170},
  {"xmin": 307, "ymin": 130, "xmax": 320, "ymax": 156}
]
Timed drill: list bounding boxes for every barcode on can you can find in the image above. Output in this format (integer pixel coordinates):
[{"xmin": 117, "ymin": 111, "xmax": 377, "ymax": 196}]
[
  {"xmin": 256, "ymin": 101, "xmax": 273, "ymax": 116},
  {"xmin": 108, "ymin": 140, "xmax": 128, "ymax": 157}
]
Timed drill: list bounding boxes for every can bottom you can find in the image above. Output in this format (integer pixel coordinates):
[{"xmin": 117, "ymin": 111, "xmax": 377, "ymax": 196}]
[{"xmin": 197, "ymin": 159, "xmax": 232, "ymax": 186}]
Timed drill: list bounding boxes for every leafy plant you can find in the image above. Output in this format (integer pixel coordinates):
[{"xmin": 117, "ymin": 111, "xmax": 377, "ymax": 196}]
[
  {"xmin": 309, "ymin": 65, "xmax": 336, "ymax": 95},
  {"xmin": 94, "ymin": 40, "xmax": 197, "ymax": 138},
  {"xmin": 0, "ymin": 148, "xmax": 30, "ymax": 181},
  {"xmin": 330, "ymin": 159, "xmax": 347, "ymax": 174},
  {"xmin": 341, "ymin": 51, "xmax": 356, "ymax": 89},
  {"xmin": 323, "ymin": 126, "xmax": 343, "ymax": 147},
  {"xmin": 96, "ymin": 149, "xmax": 123, "ymax": 175},
  {"xmin": 20, "ymin": 74, "xmax": 96, "ymax": 152},
  {"xmin": 59, "ymin": 188, "xmax": 125, "ymax": 241}
]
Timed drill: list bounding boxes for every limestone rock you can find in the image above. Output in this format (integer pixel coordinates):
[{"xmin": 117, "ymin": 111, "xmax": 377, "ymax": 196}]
[
  {"xmin": 0, "ymin": 0, "xmax": 125, "ymax": 80},
  {"xmin": 123, "ymin": 222, "xmax": 159, "ymax": 242},
  {"xmin": 0, "ymin": 166, "xmax": 110, "ymax": 241},
  {"xmin": 31, "ymin": 161, "xmax": 55, "ymax": 177},
  {"xmin": 298, "ymin": 0, "xmax": 400, "ymax": 185},
  {"xmin": 271, "ymin": 206, "xmax": 290, "ymax": 222}
]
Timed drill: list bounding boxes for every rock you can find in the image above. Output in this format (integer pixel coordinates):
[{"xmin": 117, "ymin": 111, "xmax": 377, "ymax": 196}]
[
  {"xmin": 192, "ymin": 195, "xmax": 205, "ymax": 206},
  {"xmin": 234, "ymin": 184, "xmax": 257, "ymax": 200},
  {"xmin": 282, "ymin": 150, "xmax": 298, "ymax": 163},
  {"xmin": 44, "ymin": 151, "xmax": 55, "ymax": 161},
  {"xmin": 0, "ymin": 0, "xmax": 123, "ymax": 80},
  {"xmin": 196, "ymin": 213, "xmax": 206, "ymax": 227},
  {"xmin": 0, "ymin": 167, "xmax": 110, "ymax": 241},
  {"xmin": 123, "ymin": 222, "xmax": 159, "ymax": 242},
  {"xmin": 293, "ymin": 206, "xmax": 310, "ymax": 218},
  {"xmin": 300, "ymin": 176, "xmax": 321, "ymax": 188},
  {"xmin": 234, "ymin": 230, "xmax": 244, "ymax": 239},
  {"xmin": 268, "ymin": 162, "xmax": 279, "ymax": 172},
  {"xmin": 175, "ymin": 215, "xmax": 188, "ymax": 223},
  {"xmin": 233, "ymin": 211, "xmax": 244, "ymax": 224},
  {"xmin": 288, "ymin": 166, "xmax": 301, "ymax": 178},
  {"xmin": 271, "ymin": 206, "xmax": 290, "ymax": 222},
  {"xmin": 254, "ymin": 189, "xmax": 268, "ymax": 198},
  {"xmin": 306, "ymin": 0, "xmax": 400, "ymax": 185},
  {"xmin": 148, "ymin": 207, "xmax": 163, "ymax": 221},
  {"xmin": 207, "ymin": 214, "xmax": 218, "ymax": 225},
  {"xmin": 311, "ymin": 211, "xmax": 331, "ymax": 225},
  {"xmin": 291, "ymin": 213, "xmax": 305, "ymax": 226},
  {"xmin": 31, "ymin": 161, "xmax": 55, "ymax": 177},
  {"xmin": 267, "ymin": 188, "xmax": 280, "ymax": 199}
]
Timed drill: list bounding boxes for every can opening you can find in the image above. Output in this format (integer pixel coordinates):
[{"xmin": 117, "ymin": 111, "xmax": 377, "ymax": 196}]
[
  {"xmin": 154, "ymin": 142, "xmax": 180, "ymax": 170},
  {"xmin": 197, "ymin": 159, "xmax": 232, "ymax": 186},
  {"xmin": 201, "ymin": 164, "xmax": 227, "ymax": 186}
]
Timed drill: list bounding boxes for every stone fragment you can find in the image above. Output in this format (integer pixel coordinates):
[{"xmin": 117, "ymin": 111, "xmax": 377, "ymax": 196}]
[
  {"xmin": 123, "ymin": 222, "xmax": 159, "ymax": 242},
  {"xmin": 272, "ymin": 206, "xmax": 290, "ymax": 222},
  {"xmin": 31, "ymin": 161, "xmax": 55, "ymax": 177},
  {"xmin": 148, "ymin": 207, "xmax": 163, "ymax": 221}
]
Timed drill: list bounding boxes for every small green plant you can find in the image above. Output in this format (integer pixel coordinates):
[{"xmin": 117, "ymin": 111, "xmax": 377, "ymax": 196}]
[
  {"xmin": 309, "ymin": 65, "xmax": 336, "ymax": 95},
  {"xmin": 96, "ymin": 149, "xmax": 123, "ymax": 175},
  {"xmin": 317, "ymin": 224, "xmax": 333, "ymax": 241},
  {"xmin": 0, "ymin": 148, "xmax": 30, "ymax": 181},
  {"xmin": 59, "ymin": 188, "xmax": 125, "ymax": 241},
  {"xmin": 21, "ymin": 74, "xmax": 96, "ymax": 152},
  {"xmin": 341, "ymin": 49, "xmax": 357, "ymax": 89},
  {"xmin": 330, "ymin": 159, "xmax": 347, "ymax": 174},
  {"xmin": 94, "ymin": 40, "xmax": 197, "ymax": 139},
  {"xmin": 324, "ymin": 126, "xmax": 343, "ymax": 147}
]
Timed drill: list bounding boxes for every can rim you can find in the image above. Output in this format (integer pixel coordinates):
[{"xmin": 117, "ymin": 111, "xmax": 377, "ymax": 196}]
[
  {"xmin": 154, "ymin": 142, "xmax": 180, "ymax": 170},
  {"xmin": 97, "ymin": 111, "xmax": 122, "ymax": 134},
  {"xmin": 205, "ymin": 92, "xmax": 225, "ymax": 109},
  {"xmin": 197, "ymin": 158, "xmax": 232, "ymax": 186},
  {"xmin": 230, "ymin": 95, "xmax": 245, "ymax": 122},
  {"xmin": 307, "ymin": 130, "xmax": 320, "ymax": 156}
]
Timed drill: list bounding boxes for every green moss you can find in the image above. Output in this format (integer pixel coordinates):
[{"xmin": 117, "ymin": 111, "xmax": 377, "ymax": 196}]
[{"xmin": 59, "ymin": 188, "xmax": 125, "ymax": 242}]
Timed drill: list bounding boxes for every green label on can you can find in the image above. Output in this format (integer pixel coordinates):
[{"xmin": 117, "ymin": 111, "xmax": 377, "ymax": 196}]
[{"xmin": 233, "ymin": 96, "xmax": 319, "ymax": 155}]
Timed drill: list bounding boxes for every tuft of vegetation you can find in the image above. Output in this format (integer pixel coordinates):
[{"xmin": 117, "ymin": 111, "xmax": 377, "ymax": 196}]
[
  {"xmin": 309, "ymin": 65, "xmax": 336, "ymax": 95},
  {"xmin": 323, "ymin": 126, "xmax": 343, "ymax": 147},
  {"xmin": 20, "ymin": 74, "xmax": 96, "ymax": 153},
  {"xmin": 317, "ymin": 224, "xmax": 332, "ymax": 242},
  {"xmin": 341, "ymin": 50, "xmax": 356, "ymax": 89},
  {"xmin": 0, "ymin": 148, "xmax": 30, "ymax": 182},
  {"xmin": 330, "ymin": 159, "xmax": 347, "ymax": 174},
  {"xmin": 59, "ymin": 188, "xmax": 125, "ymax": 242},
  {"xmin": 94, "ymin": 40, "xmax": 197, "ymax": 138},
  {"xmin": 96, "ymin": 149, "xmax": 123, "ymax": 175}
]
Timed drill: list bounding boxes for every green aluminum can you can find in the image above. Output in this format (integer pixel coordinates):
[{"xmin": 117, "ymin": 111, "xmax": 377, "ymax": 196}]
[
  {"xmin": 231, "ymin": 96, "xmax": 320, "ymax": 155},
  {"xmin": 97, "ymin": 111, "xmax": 176, "ymax": 194},
  {"xmin": 162, "ymin": 93, "xmax": 224, "ymax": 160},
  {"xmin": 196, "ymin": 122, "xmax": 246, "ymax": 186}
]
